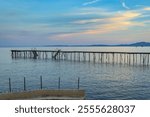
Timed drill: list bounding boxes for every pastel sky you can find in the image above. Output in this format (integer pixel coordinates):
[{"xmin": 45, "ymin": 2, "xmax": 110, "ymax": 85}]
[{"xmin": 0, "ymin": 0, "xmax": 150, "ymax": 45}]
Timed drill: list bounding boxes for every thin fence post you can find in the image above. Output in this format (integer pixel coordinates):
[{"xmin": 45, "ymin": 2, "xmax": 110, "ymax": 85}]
[
  {"xmin": 78, "ymin": 77, "xmax": 80, "ymax": 90},
  {"xmin": 9, "ymin": 78, "xmax": 11, "ymax": 92},
  {"xmin": 24, "ymin": 77, "xmax": 26, "ymax": 91},
  {"xmin": 40, "ymin": 76, "xmax": 43, "ymax": 89},
  {"xmin": 58, "ymin": 77, "xmax": 60, "ymax": 89}
]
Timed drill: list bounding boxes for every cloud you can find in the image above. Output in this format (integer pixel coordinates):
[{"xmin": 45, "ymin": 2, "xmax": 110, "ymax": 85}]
[
  {"xmin": 47, "ymin": 5, "xmax": 150, "ymax": 43},
  {"xmin": 122, "ymin": 2, "xmax": 130, "ymax": 9},
  {"xmin": 49, "ymin": 9, "xmax": 144, "ymax": 40},
  {"xmin": 73, "ymin": 18, "xmax": 104, "ymax": 24},
  {"xmin": 144, "ymin": 7, "xmax": 150, "ymax": 11},
  {"xmin": 84, "ymin": 12, "xmax": 142, "ymax": 34},
  {"xmin": 83, "ymin": 0, "xmax": 100, "ymax": 6},
  {"xmin": 136, "ymin": 5, "xmax": 145, "ymax": 7}
]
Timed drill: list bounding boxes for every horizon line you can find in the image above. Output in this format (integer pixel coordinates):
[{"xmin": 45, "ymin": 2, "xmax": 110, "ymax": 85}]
[{"xmin": 0, "ymin": 41, "xmax": 150, "ymax": 47}]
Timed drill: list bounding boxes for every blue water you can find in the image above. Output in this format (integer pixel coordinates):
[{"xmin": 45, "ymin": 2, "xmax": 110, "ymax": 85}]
[{"xmin": 0, "ymin": 47, "xmax": 150, "ymax": 99}]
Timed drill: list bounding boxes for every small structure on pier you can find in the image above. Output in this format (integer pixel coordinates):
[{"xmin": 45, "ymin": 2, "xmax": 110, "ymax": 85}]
[
  {"xmin": 32, "ymin": 50, "xmax": 38, "ymax": 59},
  {"xmin": 52, "ymin": 49, "xmax": 61, "ymax": 60}
]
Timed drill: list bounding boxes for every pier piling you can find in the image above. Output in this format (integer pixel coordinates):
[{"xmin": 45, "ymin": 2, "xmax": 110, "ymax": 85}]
[
  {"xmin": 40, "ymin": 76, "xmax": 43, "ymax": 90},
  {"xmin": 24, "ymin": 77, "xmax": 26, "ymax": 91},
  {"xmin": 58, "ymin": 77, "xmax": 60, "ymax": 89},
  {"xmin": 9, "ymin": 78, "xmax": 11, "ymax": 92},
  {"xmin": 78, "ymin": 77, "xmax": 80, "ymax": 90}
]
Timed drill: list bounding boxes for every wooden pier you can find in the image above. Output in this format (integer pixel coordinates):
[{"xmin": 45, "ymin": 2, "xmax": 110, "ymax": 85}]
[
  {"xmin": 0, "ymin": 90, "xmax": 85, "ymax": 100},
  {"xmin": 0, "ymin": 76, "xmax": 84, "ymax": 100},
  {"xmin": 11, "ymin": 49, "xmax": 150, "ymax": 66}
]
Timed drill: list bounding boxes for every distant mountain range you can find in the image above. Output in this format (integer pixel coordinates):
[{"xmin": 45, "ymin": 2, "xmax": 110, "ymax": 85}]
[
  {"xmin": 117, "ymin": 42, "xmax": 150, "ymax": 47},
  {"xmin": 45, "ymin": 42, "xmax": 150, "ymax": 47},
  {"xmin": 127, "ymin": 42, "xmax": 150, "ymax": 46},
  {"xmin": 1, "ymin": 42, "xmax": 150, "ymax": 47},
  {"xmin": 92, "ymin": 42, "xmax": 150, "ymax": 47}
]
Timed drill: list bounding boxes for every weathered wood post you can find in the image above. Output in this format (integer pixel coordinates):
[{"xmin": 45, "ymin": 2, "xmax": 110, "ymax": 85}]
[
  {"xmin": 140, "ymin": 54, "xmax": 141, "ymax": 65},
  {"xmin": 40, "ymin": 76, "xmax": 43, "ymax": 89},
  {"xmin": 58, "ymin": 77, "xmax": 60, "ymax": 89},
  {"xmin": 148, "ymin": 54, "xmax": 149, "ymax": 66},
  {"xmin": 129, "ymin": 54, "xmax": 131, "ymax": 65},
  {"xmin": 98, "ymin": 53, "xmax": 100, "ymax": 63},
  {"xmin": 93, "ymin": 53, "xmax": 96, "ymax": 63},
  {"xmin": 136, "ymin": 54, "xmax": 137, "ymax": 65},
  {"xmin": 78, "ymin": 77, "xmax": 80, "ymax": 90},
  {"xmin": 83, "ymin": 52, "xmax": 86, "ymax": 62},
  {"xmin": 78, "ymin": 52, "xmax": 80, "ymax": 61},
  {"xmin": 74, "ymin": 52, "xmax": 76, "ymax": 61},
  {"xmin": 108, "ymin": 53, "xmax": 110, "ymax": 64},
  {"xmin": 71, "ymin": 53, "xmax": 72, "ymax": 60},
  {"xmin": 112, "ymin": 53, "xmax": 114, "ymax": 64},
  {"xmin": 9, "ymin": 78, "xmax": 11, "ymax": 92},
  {"xmin": 24, "ymin": 77, "xmax": 26, "ymax": 91},
  {"xmin": 89, "ymin": 53, "xmax": 90, "ymax": 62},
  {"xmin": 101, "ymin": 53, "xmax": 103, "ymax": 63},
  {"xmin": 124, "ymin": 54, "xmax": 126, "ymax": 64},
  {"xmin": 11, "ymin": 51, "xmax": 13, "ymax": 58}
]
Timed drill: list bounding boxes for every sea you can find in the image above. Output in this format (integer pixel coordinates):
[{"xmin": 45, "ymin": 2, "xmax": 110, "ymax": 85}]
[{"xmin": 0, "ymin": 47, "xmax": 150, "ymax": 99}]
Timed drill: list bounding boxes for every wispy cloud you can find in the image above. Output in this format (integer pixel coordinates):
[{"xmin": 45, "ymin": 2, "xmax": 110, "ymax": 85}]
[
  {"xmin": 119, "ymin": 0, "xmax": 130, "ymax": 9},
  {"xmin": 122, "ymin": 2, "xmax": 130, "ymax": 9},
  {"xmin": 83, "ymin": 0, "xmax": 100, "ymax": 6},
  {"xmin": 144, "ymin": 7, "xmax": 150, "ymax": 11},
  {"xmin": 136, "ymin": 5, "xmax": 145, "ymax": 7},
  {"xmin": 73, "ymin": 18, "xmax": 104, "ymax": 24},
  {"xmin": 49, "ymin": 8, "xmax": 146, "ymax": 40}
]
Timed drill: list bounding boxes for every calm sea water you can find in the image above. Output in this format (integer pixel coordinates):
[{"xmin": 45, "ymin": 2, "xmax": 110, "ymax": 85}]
[{"xmin": 0, "ymin": 47, "xmax": 150, "ymax": 99}]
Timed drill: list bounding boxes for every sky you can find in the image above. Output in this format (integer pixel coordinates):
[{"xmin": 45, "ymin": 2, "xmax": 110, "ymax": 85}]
[{"xmin": 0, "ymin": 0, "xmax": 150, "ymax": 46}]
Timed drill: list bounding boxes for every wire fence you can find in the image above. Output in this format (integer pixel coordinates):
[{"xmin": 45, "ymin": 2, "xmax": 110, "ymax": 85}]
[{"xmin": 0, "ymin": 76, "xmax": 80, "ymax": 94}]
